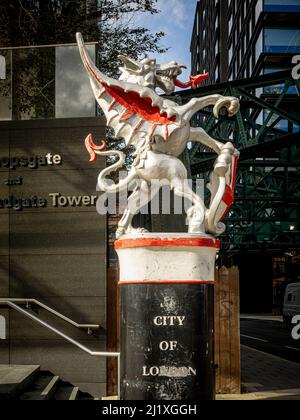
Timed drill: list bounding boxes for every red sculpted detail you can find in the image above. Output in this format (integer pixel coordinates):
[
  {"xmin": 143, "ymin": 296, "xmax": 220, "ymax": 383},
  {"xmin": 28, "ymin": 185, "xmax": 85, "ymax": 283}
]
[
  {"xmin": 115, "ymin": 237, "xmax": 221, "ymax": 250},
  {"xmin": 120, "ymin": 108, "xmax": 136, "ymax": 122},
  {"xmin": 174, "ymin": 73, "xmax": 209, "ymax": 90},
  {"xmin": 82, "ymin": 51, "xmax": 176, "ymax": 126},
  {"xmin": 85, "ymin": 134, "xmax": 106, "ymax": 163},
  {"xmin": 103, "ymin": 84, "xmax": 176, "ymax": 126},
  {"xmin": 221, "ymin": 155, "xmax": 239, "ymax": 220}
]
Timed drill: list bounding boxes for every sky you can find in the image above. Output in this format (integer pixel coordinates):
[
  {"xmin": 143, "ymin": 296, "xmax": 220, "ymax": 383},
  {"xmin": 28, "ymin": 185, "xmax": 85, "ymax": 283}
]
[{"xmin": 135, "ymin": 0, "xmax": 198, "ymax": 81}]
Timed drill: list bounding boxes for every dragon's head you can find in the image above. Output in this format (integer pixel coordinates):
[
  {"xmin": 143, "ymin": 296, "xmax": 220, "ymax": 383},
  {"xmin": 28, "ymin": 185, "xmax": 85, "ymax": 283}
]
[{"xmin": 118, "ymin": 55, "xmax": 186, "ymax": 95}]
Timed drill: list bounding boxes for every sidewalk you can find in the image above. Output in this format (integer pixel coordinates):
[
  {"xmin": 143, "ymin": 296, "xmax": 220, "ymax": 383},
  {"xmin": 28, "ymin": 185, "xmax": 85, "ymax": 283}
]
[
  {"xmin": 103, "ymin": 345, "xmax": 300, "ymax": 401},
  {"xmin": 217, "ymin": 345, "xmax": 300, "ymax": 400},
  {"xmin": 241, "ymin": 314, "xmax": 283, "ymax": 323}
]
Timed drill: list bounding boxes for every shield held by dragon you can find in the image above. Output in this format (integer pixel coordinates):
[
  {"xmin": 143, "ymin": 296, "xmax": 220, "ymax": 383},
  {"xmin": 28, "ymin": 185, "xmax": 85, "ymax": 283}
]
[{"xmin": 76, "ymin": 33, "xmax": 240, "ymax": 239}]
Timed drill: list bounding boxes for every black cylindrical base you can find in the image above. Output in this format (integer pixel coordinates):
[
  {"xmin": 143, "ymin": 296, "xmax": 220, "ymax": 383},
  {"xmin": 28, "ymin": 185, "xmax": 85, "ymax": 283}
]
[{"xmin": 120, "ymin": 284, "xmax": 215, "ymax": 401}]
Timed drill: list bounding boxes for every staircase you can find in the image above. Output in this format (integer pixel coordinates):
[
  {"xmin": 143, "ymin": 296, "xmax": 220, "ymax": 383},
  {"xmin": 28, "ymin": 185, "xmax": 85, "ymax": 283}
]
[{"xmin": 0, "ymin": 365, "xmax": 94, "ymax": 400}]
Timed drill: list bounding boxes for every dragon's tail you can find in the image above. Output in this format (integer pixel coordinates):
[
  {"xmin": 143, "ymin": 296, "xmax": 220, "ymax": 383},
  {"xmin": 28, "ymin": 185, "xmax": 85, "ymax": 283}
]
[{"xmin": 85, "ymin": 134, "xmax": 136, "ymax": 193}]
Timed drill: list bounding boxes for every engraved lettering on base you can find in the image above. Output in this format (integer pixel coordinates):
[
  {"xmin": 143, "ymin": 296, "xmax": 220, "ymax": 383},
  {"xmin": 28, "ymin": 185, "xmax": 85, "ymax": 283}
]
[{"xmin": 142, "ymin": 366, "xmax": 197, "ymax": 378}]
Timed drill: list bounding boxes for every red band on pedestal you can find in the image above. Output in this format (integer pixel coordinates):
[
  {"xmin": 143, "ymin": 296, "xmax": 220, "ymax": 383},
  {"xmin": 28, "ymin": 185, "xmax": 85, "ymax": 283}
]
[
  {"xmin": 115, "ymin": 237, "xmax": 220, "ymax": 250},
  {"xmin": 118, "ymin": 280, "xmax": 216, "ymax": 286}
]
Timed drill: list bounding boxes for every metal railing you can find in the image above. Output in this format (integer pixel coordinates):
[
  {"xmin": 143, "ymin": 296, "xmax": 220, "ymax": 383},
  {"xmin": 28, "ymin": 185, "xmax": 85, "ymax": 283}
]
[
  {"xmin": 0, "ymin": 299, "xmax": 120, "ymax": 397},
  {"xmin": 0, "ymin": 298, "xmax": 100, "ymax": 332}
]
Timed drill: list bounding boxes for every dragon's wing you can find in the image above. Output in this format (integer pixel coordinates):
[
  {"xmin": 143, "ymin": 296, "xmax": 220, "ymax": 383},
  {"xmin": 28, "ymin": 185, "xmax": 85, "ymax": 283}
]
[{"xmin": 77, "ymin": 33, "xmax": 179, "ymax": 144}]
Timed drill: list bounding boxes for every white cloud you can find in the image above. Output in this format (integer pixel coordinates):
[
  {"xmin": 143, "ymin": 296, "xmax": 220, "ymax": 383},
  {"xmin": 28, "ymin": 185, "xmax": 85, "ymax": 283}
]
[{"xmin": 156, "ymin": 0, "xmax": 187, "ymax": 29}]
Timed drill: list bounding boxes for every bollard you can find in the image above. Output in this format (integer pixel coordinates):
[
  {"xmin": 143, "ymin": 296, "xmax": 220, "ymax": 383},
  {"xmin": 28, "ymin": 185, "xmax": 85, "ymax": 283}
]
[{"xmin": 115, "ymin": 233, "xmax": 219, "ymax": 401}]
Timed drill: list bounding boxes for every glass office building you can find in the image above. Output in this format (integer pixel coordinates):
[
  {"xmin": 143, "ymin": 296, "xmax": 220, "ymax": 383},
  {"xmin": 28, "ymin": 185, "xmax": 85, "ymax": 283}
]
[
  {"xmin": 191, "ymin": 0, "xmax": 300, "ymax": 84},
  {"xmin": 0, "ymin": 43, "xmax": 97, "ymax": 121}
]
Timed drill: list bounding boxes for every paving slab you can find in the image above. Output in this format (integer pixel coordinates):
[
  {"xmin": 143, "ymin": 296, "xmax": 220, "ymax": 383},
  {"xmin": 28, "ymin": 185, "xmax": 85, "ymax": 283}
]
[
  {"xmin": 217, "ymin": 389, "xmax": 300, "ymax": 400},
  {"xmin": 241, "ymin": 345, "xmax": 300, "ymax": 392},
  {"xmin": 217, "ymin": 345, "xmax": 300, "ymax": 400}
]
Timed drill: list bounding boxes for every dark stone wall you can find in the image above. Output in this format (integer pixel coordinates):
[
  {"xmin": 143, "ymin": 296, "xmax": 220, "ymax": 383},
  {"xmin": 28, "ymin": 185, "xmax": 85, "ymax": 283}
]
[{"xmin": 0, "ymin": 118, "xmax": 107, "ymax": 398}]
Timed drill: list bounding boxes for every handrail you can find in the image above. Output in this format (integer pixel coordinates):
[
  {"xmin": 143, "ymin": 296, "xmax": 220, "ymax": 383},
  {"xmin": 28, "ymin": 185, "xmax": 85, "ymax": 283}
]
[
  {"xmin": 0, "ymin": 299, "xmax": 100, "ymax": 331},
  {"xmin": 1, "ymin": 301, "xmax": 120, "ymax": 398}
]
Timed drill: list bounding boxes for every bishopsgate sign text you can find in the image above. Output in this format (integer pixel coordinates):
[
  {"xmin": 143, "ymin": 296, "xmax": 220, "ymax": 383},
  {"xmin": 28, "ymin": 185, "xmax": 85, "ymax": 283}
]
[{"xmin": 0, "ymin": 153, "xmax": 97, "ymax": 211}]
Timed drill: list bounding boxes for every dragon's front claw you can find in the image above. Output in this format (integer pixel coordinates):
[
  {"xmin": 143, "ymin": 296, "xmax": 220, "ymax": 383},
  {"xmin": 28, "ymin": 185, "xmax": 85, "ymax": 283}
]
[
  {"xmin": 213, "ymin": 97, "xmax": 240, "ymax": 119},
  {"xmin": 228, "ymin": 98, "xmax": 240, "ymax": 117}
]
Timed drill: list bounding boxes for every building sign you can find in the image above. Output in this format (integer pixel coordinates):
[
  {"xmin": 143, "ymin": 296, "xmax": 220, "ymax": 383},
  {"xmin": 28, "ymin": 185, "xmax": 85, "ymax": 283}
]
[
  {"xmin": 0, "ymin": 118, "xmax": 107, "ymax": 397},
  {"xmin": 121, "ymin": 284, "xmax": 211, "ymax": 400},
  {"xmin": 0, "ymin": 153, "xmax": 62, "ymax": 169},
  {"xmin": 0, "ymin": 152, "xmax": 99, "ymax": 211}
]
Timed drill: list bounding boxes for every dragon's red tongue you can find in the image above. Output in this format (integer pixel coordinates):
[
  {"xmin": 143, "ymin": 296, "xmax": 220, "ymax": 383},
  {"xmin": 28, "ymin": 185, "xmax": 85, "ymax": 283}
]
[{"xmin": 174, "ymin": 72, "xmax": 209, "ymax": 90}]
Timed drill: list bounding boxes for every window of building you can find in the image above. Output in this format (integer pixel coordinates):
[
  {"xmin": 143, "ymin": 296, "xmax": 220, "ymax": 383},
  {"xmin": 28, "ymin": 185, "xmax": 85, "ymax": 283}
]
[
  {"xmin": 236, "ymin": 14, "xmax": 240, "ymax": 36},
  {"xmin": 246, "ymin": 60, "xmax": 250, "ymax": 78},
  {"xmin": 234, "ymin": 61, "xmax": 238, "ymax": 79},
  {"xmin": 229, "ymin": 42, "xmax": 233, "ymax": 64},
  {"xmin": 263, "ymin": 66, "xmax": 298, "ymax": 94},
  {"xmin": 255, "ymin": 30, "xmax": 264, "ymax": 64},
  {"xmin": 215, "ymin": 65, "xmax": 219, "ymax": 82},
  {"xmin": 244, "ymin": 33, "xmax": 247, "ymax": 56},
  {"xmin": 264, "ymin": 28, "xmax": 300, "ymax": 54},
  {"xmin": 248, "ymin": 55, "xmax": 252, "ymax": 76},
  {"xmin": 255, "ymin": 0, "xmax": 263, "ymax": 24},
  {"xmin": 214, "ymin": 10, "xmax": 219, "ymax": 31},
  {"xmin": 235, "ymin": 0, "xmax": 239, "ymax": 13},
  {"xmin": 264, "ymin": 110, "xmax": 289, "ymax": 132},
  {"xmin": 215, "ymin": 38, "xmax": 219, "ymax": 56},
  {"xmin": 229, "ymin": 11, "xmax": 233, "ymax": 34},
  {"xmin": 0, "ymin": 44, "xmax": 97, "ymax": 121},
  {"xmin": 244, "ymin": 0, "xmax": 248, "ymax": 19},
  {"xmin": 264, "ymin": 0, "xmax": 300, "ymax": 12},
  {"xmin": 56, "ymin": 45, "xmax": 96, "ymax": 118},
  {"xmin": 0, "ymin": 51, "xmax": 11, "ymax": 120},
  {"xmin": 232, "ymin": 30, "xmax": 236, "ymax": 53},
  {"xmin": 246, "ymin": 19, "xmax": 250, "ymax": 44}
]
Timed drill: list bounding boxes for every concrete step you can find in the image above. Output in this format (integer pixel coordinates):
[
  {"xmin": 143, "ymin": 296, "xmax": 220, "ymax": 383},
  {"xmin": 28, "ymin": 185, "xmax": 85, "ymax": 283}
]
[
  {"xmin": 53, "ymin": 384, "xmax": 78, "ymax": 400},
  {"xmin": 69, "ymin": 387, "xmax": 79, "ymax": 401},
  {"xmin": 20, "ymin": 372, "xmax": 60, "ymax": 400},
  {"xmin": 0, "ymin": 365, "xmax": 94, "ymax": 400},
  {"xmin": 0, "ymin": 365, "xmax": 40, "ymax": 400},
  {"xmin": 40, "ymin": 376, "xmax": 60, "ymax": 400}
]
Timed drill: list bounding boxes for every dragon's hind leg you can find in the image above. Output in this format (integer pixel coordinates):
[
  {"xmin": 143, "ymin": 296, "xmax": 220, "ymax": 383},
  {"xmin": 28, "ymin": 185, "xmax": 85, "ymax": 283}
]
[
  {"xmin": 172, "ymin": 178, "xmax": 206, "ymax": 234},
  {"xmin": 116, "ymin": 181, "xmax": 159, "ymax": 239}
]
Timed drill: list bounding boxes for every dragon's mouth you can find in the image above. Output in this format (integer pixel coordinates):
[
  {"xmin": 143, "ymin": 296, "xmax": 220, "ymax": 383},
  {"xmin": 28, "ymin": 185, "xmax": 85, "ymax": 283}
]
[{"xmin": 156, "ymin": 65, "xmax": 187, "ymax": 82}]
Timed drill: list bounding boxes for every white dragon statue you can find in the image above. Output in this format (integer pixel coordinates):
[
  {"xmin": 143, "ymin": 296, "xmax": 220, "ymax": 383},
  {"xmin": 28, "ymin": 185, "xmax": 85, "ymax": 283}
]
[{"xmin": 77, "ymin": 33, "xmax": 240, "ymax": 239}]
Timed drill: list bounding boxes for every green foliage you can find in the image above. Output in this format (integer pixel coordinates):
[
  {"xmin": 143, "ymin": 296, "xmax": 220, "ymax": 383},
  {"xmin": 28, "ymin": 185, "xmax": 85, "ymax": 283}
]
[
  {"xmin": 0, "ymin": 1, "xmax": 166, "ymax": 75},
  {"xmin": 0, "ymin": 0, "xmax": 166, "ymax": 127}
]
